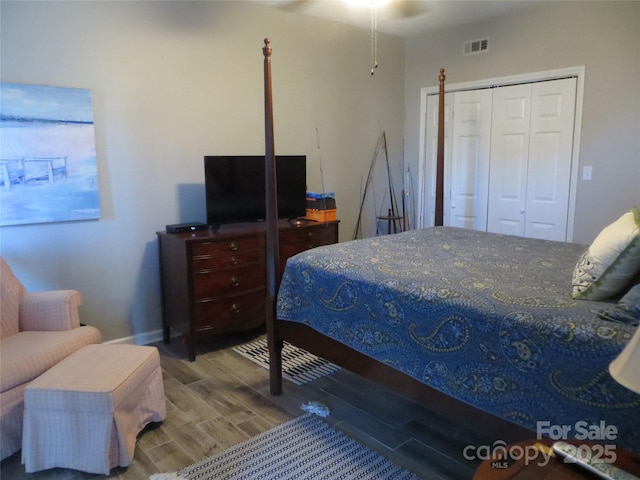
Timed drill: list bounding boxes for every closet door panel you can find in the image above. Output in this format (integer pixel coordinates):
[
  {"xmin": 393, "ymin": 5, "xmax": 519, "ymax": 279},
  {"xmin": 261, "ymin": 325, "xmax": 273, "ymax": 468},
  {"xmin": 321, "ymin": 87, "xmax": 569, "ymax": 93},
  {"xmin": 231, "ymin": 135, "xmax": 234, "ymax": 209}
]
[
  {"xmin": 449, "ymin": 89, "xmax": 492, "ymax": 230},
  {"xmin": 524, "ymin": 78, "xmax": 577, "ymax": 241},
  {"xmin": 487, "ymin": 84, "xmax": 532, "ymax": 237}
]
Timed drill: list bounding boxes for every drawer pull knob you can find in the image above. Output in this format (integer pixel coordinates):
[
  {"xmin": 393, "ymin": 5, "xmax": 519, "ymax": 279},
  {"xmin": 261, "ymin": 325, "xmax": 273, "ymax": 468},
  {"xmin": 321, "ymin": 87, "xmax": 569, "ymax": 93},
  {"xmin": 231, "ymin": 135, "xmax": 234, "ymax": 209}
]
[
  {"xmin": 228, "ymin": 242, "xmax": 238, "ymax": 251},
  {"xmin": 230, "ymin": 256, "xmax": 239, "ymax": 265},
  {"xmin": 307, "ymin": 232, "xmax": 314, "ymax": 238},
  {"xmin": 231, "ymin": 304, "xmax": 241, "ymax": 315},
  {"xmin": 230, "ymin": 277, "xmax": 240, "ymax": 287}
]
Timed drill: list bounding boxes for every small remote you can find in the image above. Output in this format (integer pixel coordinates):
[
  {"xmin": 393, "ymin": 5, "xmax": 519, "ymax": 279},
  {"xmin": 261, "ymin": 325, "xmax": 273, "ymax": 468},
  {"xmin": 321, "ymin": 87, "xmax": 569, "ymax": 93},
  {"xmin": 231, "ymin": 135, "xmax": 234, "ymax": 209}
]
[{"xmin": 552, "ymin": 441, "xmax": 640, "ymax": 480}]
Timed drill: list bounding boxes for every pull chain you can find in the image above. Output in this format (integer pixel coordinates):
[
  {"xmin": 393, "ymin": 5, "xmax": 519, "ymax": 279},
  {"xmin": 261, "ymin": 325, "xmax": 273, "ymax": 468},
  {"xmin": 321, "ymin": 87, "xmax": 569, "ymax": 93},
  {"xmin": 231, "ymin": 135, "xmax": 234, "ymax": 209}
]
[{"xmin": 370, "ymin": 5, "xmax": 378, "ymax": 75}]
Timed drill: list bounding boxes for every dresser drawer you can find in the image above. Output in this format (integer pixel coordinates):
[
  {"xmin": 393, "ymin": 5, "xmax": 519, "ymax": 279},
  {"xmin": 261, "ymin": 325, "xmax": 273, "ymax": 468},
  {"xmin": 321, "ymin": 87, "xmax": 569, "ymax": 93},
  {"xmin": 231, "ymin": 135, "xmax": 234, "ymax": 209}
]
[
  {"xmin": 280, "ymin": 225, "xmax": 336, "ymax": 248},
  {"xmin": 194, "ymin": 290, "xmax": 265, "ymax": 331},
  {"xmin": 280, "ymin": 225, "xmax": 336, "ymax": 258},
  {"xmin": 192, "ymin": 264, "xmax": 265, "ymax": 299},
  {"xmin": 280, "ymin": 243, "xmax": 318, "ymax": 260},
  {"xmin": 191, "ymin": 235, "xmax": 263, "ymax": 257},
  {"xmin": 192, "ymin": 250, "xmax": 263, "ymax": 272}
]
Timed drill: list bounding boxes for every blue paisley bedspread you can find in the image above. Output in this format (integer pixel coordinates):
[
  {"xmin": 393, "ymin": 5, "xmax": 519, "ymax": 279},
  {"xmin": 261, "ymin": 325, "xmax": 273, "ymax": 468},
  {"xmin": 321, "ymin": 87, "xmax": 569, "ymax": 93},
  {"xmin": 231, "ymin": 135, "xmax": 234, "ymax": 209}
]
[{"xmin": 276, "ymin": 227, "xmax": 640, "ymax": 452}]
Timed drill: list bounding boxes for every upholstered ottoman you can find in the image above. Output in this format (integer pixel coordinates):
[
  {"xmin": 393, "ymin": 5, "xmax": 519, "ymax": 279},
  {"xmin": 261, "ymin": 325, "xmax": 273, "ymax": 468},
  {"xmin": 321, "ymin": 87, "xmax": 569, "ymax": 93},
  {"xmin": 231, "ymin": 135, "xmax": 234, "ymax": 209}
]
[{"xmin": 21, "ymin": 344, "xmax": 166, "ymax": 474}]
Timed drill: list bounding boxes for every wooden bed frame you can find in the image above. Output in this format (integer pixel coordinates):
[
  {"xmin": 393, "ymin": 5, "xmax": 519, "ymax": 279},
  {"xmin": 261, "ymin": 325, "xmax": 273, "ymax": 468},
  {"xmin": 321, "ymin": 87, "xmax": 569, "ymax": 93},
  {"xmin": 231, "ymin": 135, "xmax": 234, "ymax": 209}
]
[{"xmin": 261, "ymin": 39, "xmax": 533, "ymax": 443}]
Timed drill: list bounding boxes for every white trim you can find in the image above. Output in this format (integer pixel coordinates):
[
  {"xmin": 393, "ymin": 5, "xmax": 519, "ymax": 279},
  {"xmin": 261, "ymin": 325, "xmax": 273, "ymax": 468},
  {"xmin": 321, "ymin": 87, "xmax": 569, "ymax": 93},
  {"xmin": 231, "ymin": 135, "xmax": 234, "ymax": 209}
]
[
  {"xmin": 417, "ymin": 66, "xmax": 585, "ymax": 241},
  {"xmin": 566, "ymin": 68, "xmax": 585, "ymax": 243},
  {"xmin": 104, "ymin": 328, "xmax": 165, "ymax": 346},
  {"xmin": 416, "ymin": 86, "xmax": 429, "ymax": 228}
]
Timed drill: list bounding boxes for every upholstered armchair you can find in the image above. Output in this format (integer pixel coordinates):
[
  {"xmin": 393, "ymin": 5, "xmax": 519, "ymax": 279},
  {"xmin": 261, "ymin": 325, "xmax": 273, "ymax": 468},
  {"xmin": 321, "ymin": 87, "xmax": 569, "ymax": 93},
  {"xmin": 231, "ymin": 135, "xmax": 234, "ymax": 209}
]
[{"xmin": 0, "ymin": 257, "xmax": 102, "ymax": 460}]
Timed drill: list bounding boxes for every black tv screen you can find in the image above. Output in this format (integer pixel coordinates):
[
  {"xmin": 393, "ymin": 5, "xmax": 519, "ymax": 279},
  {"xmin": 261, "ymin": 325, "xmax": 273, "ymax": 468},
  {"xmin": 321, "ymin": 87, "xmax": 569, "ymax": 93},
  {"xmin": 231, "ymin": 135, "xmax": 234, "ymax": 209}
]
[{"xmin": 204, "ymin": 155, "xmax": 307, "ymax": 225}]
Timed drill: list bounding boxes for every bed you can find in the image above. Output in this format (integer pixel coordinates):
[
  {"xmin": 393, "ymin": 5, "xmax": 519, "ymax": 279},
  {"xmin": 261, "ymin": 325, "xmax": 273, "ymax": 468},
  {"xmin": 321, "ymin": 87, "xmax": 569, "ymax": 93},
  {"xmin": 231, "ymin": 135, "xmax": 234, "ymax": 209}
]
[{"xmin": 260, "ymin": 39, "xmax": 640, "ymax": 454}]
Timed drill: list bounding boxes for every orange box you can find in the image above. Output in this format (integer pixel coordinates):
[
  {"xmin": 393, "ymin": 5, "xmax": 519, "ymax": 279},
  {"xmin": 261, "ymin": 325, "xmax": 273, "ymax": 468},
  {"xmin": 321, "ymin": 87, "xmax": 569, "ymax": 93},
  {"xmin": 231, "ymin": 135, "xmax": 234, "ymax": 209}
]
[{"xmin": 304, "ymin": 208, "xmax": 337, "ymax": 222}]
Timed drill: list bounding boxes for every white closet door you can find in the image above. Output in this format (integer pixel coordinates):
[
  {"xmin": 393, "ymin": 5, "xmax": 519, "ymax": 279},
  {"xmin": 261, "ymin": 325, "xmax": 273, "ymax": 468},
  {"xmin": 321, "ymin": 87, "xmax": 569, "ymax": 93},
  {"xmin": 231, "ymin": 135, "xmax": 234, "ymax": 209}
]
[
  {"xmin": 449, "ymin": 89, "xmax": 492, "ymax": 230},
  {"xmin": 487, "ymin": 84, "xmax": 532, "ymax": 237},
  {"xmin": 524, "ymin": 78, "xmax": 577, "ymax": 241},
  {"xmin": 423, "ymin": 92, "xmax": 453, "ymax": 227},
  {"xmin": 421, "ymin": 76, "xmax": 577, "ymax": 238}
]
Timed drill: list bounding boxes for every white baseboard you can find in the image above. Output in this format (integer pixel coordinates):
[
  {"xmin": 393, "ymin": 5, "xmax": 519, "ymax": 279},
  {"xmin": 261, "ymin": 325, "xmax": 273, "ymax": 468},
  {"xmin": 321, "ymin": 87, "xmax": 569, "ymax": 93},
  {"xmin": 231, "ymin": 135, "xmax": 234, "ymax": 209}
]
[{"xmin": 104, "ymin": 329, "xmax": 165, "ymax": 346}]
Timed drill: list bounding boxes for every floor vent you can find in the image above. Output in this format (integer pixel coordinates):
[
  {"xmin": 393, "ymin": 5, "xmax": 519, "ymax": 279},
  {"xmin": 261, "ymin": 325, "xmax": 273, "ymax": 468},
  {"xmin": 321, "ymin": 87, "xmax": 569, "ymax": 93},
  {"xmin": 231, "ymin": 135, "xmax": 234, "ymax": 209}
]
[{"xmin": 464, "ymin": 37, "xmax": 489, "ymax": 55}]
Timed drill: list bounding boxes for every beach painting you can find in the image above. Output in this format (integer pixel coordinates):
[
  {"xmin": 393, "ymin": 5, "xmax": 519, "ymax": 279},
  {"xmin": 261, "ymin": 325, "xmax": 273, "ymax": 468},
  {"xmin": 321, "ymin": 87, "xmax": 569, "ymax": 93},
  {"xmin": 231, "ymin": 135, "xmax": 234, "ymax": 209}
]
[{"xmin": 0, "ymin": 83, "xmax": 101, "ymax": 226}]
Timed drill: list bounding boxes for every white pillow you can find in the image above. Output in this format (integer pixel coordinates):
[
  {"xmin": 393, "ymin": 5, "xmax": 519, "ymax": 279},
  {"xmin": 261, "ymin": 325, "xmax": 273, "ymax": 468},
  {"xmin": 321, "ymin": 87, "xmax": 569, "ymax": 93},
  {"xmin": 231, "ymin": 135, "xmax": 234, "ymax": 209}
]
[{"xmin": 572, "ymin": 208, "xmax": 640, "ymax": 300}]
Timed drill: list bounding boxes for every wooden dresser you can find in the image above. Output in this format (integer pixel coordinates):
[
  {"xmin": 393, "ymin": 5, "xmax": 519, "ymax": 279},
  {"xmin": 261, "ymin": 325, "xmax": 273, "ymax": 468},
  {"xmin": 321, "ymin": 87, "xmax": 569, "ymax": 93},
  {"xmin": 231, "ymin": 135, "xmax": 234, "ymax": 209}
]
[{"xmin": 157, "ymin": 219, "xmax": 338, "ymax": 360}]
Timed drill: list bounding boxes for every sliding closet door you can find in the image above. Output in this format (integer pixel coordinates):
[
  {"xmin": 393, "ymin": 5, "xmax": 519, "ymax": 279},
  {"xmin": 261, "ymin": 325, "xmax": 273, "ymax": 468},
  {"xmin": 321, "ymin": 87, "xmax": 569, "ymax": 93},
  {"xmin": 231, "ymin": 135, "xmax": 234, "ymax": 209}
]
[
  {"xmin": 448, "ymin": 89, "xmax": 492, "ymax": 230},
  {"xmin": 420, "ymin": 75, "xmax": 578, "ymax": 238},
  {"xmin": 487, "ymin": 84, "xmax": 532, "ymax": 237},
  {"xmin": 487, "ymin": 78, "xmax": 577, "ymax": 241},
  {"xmin": 524, "ymin": 78, "xmax": 577, "ymax": 240},
  {"xmin": 423, "ymin": 90, "xmax": 490, "ymax": 230}
]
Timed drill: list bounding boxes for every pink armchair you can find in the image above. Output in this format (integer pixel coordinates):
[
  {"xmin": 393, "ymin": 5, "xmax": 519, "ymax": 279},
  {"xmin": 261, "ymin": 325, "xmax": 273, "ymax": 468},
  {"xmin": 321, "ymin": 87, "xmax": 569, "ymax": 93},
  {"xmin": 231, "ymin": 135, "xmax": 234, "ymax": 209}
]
[{"xmin": 0, "ymin": 257, "xmax": 102, "ymax": 460}]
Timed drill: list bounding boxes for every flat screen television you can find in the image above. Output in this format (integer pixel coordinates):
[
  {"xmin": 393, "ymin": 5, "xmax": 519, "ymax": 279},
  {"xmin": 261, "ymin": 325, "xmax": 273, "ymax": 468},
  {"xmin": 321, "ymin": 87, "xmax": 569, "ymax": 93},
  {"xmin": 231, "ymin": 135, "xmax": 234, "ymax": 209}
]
[{"xmin": 204, "ymin": 155, "xmax": 307, "ymax": 225}]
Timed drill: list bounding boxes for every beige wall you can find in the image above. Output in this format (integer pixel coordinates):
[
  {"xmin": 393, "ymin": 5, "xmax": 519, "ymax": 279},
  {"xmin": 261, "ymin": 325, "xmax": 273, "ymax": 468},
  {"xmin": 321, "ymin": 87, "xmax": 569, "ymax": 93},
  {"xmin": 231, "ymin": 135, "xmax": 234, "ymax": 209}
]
[
  {"xmin": 404, "ymin": 1, "xmax": 640, "ymax": 244},
  {"xmin": 0, "ymin": 1, "xmax": 405, "ymax": 342}
]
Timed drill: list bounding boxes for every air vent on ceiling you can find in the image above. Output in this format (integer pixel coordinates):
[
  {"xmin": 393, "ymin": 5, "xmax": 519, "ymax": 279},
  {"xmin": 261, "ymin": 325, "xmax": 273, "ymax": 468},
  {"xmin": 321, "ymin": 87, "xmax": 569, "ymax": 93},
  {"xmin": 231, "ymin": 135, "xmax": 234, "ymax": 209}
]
[{"xmin": 463, "ymin": 38, "xmax": 489, "ymax": 55}]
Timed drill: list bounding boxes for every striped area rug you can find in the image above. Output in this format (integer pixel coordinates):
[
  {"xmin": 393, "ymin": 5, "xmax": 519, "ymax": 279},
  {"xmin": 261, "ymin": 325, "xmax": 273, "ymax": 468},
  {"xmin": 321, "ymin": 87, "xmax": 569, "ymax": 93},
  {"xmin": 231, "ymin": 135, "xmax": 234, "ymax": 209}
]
[
  {"xmin": 155, "ymin": 414, "xmax": 418, "ymax": 480},
  {"xmin": 232, "ymin": 338, "xmax": 340, "ymax": 385}
]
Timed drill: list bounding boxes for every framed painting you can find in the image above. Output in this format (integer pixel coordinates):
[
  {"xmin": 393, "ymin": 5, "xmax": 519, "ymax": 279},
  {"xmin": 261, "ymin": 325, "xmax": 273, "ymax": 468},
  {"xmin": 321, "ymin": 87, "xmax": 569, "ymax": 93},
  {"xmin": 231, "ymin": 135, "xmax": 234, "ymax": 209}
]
[{"xmin": 0, "ymin": 83, "xmax": 101, "ymax": 226}]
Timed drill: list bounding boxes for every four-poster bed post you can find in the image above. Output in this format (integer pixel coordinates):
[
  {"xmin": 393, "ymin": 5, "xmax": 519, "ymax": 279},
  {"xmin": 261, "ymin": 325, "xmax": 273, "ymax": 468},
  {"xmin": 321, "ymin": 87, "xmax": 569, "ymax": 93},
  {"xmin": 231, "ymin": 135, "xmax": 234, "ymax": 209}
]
[
  {"xmin": 263, "ymin": 38, "xmax": 283, "ymax": 394},
  {"xmin": 434, "ymin": 68, "xmax": 446, "ymax": 227}
]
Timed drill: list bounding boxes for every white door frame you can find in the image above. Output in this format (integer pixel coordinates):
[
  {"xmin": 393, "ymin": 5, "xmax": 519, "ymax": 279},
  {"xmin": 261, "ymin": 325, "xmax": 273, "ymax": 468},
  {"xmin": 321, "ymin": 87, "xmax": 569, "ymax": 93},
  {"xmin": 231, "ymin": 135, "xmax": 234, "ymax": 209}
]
[{"xmin": 416, "ymin": 66, "xmax": 585, "ymax": 242}]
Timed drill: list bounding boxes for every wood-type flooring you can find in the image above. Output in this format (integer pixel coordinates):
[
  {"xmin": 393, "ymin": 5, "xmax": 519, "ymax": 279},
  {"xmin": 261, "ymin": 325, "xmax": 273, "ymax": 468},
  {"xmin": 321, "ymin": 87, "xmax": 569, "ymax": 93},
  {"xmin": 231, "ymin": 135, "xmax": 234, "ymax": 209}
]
[{"xmin": 1, "ymin": 332, "xmax": 500, "ymax": 479}]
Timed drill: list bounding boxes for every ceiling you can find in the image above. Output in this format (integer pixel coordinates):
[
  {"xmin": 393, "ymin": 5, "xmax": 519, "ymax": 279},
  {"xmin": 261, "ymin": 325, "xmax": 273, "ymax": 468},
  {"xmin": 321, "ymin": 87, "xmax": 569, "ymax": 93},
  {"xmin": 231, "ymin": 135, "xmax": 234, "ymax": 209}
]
[{"xmin": 260, "ymin": 0, "xmax": 536, "ymax": 37}]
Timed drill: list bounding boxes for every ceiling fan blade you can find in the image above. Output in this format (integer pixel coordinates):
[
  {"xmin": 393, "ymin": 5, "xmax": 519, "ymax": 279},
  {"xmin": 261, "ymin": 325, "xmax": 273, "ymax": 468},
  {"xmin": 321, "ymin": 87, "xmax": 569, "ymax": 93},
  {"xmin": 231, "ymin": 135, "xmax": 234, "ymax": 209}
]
[
  {"xmin": 386, "ymin": 0, "xmax": 430, "ymax": 19},
  {"xmin": 265, "ymin": 0, "xmax": 313, "ymax": 12}
]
